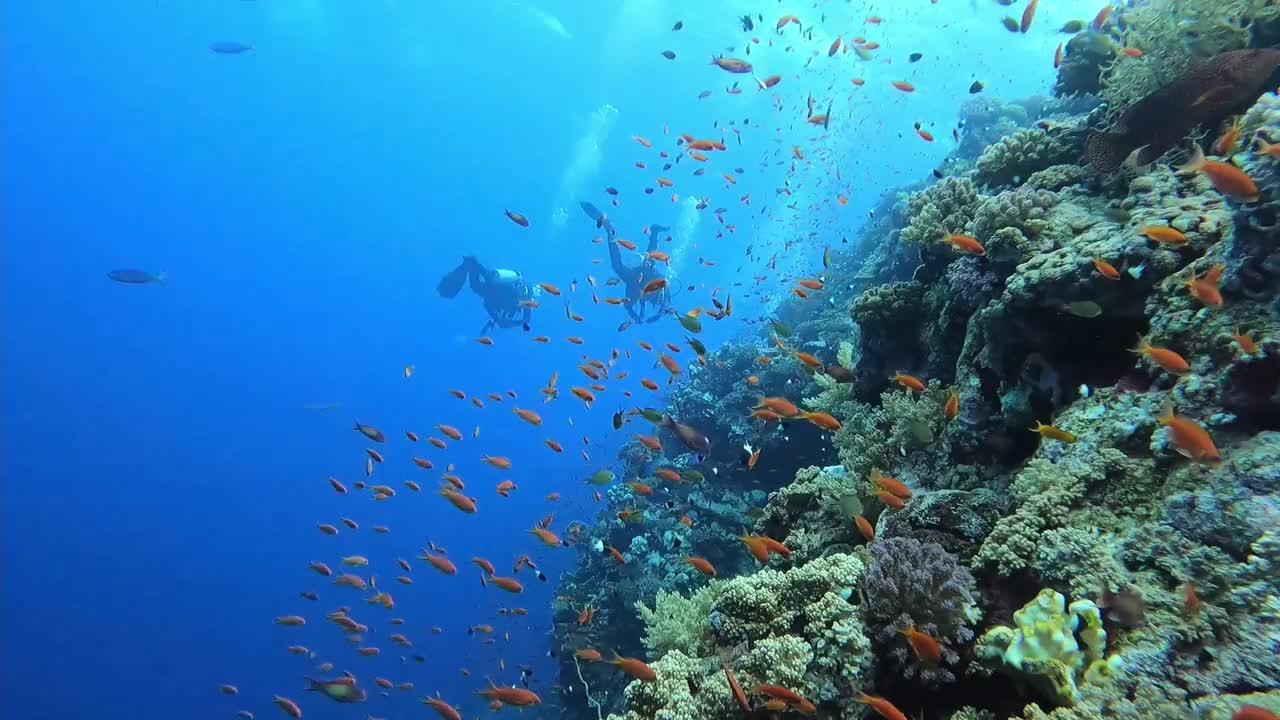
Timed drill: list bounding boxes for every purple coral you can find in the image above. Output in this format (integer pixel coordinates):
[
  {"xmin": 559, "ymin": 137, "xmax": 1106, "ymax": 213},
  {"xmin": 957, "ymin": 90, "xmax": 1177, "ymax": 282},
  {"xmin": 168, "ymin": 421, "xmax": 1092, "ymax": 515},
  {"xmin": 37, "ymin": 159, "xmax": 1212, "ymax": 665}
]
[{"xmin": 864, "ymin": 537, "xmax": 978, "ymax": 683}]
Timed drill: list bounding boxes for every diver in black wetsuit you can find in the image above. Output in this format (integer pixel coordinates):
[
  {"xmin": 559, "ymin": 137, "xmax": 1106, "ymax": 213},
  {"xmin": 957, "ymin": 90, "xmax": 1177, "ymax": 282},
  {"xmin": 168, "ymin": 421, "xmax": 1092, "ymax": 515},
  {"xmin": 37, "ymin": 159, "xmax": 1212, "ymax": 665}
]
[
  {"xmin": 437, "ymin": 256, "xmax": 534, "ymax": 333},
  {"xmin": 580, "ymin": 201, "xmax": 672, "ymax": 324}
]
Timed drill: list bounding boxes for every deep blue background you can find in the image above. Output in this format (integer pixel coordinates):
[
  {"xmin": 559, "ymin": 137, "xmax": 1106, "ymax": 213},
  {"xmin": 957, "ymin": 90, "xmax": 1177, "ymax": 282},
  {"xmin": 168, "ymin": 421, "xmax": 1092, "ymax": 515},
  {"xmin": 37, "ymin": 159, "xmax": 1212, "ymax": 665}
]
[{"xmin": 0, "ymin": 1, "xmax": 1062, "ymax": 718}]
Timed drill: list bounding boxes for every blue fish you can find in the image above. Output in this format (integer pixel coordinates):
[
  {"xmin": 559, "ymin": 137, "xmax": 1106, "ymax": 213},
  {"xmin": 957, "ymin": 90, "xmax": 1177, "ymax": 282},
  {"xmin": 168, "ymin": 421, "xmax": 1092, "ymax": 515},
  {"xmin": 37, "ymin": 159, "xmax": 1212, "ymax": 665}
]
[
  {"xmin": 107, "ymin": 269, "xmax": 165, "ymax": 285},
  {"xmin": 209, "ymin": 41, "xmax": 254, "ymax": 54}
]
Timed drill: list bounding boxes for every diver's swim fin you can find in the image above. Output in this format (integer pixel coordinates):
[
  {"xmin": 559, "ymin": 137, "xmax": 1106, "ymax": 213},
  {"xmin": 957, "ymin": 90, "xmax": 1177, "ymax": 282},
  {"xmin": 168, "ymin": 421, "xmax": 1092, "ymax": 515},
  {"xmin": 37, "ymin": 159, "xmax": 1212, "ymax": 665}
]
[{"xmin": 437, "ymin": 261, "xmax": 469, "ymax": 298}]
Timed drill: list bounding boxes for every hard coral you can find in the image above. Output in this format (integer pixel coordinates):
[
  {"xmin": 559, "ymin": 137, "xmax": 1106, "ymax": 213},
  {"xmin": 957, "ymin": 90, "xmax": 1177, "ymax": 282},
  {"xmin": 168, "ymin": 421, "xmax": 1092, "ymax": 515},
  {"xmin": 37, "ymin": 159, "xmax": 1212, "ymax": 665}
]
[
  {"xmin": 707, "ymin": 553, "xmax": 873, "ymax": 708},
  {"xmin": 975, "ymin": 128, "xmax": 1076, "ymax": 189},
  {"xmin": 864, "ymin": 537, "xmax": 980, "ymax": 683},
  {"xmin": 976, "ymin": 588, "xmax": 1122, "ymax": 706},
  {"xmin": 899, "ymin": 177, "xmax": 981, "ymax": 246}
]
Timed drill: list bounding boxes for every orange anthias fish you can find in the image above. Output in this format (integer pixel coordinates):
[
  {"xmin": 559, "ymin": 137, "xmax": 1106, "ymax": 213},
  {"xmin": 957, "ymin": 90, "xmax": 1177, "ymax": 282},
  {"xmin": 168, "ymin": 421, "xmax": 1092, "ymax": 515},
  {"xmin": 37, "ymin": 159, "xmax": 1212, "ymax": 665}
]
[
  {"xmin": 477, "ymin": 681, "xmax": 541, "ymax": 706},
  {"xmin": 1232, "ymin": 328, "xmax": 1260, "ymax": 357},
  {"xmin": 1140, "ymin": 225, "xmax": 1187, "ymax": 245},
  {"xmin": 482, "ymin": 576, "xmax": 524, "ymax": 593},
  {"xmin": 893, "ymin": 373, "xmax": 926, "ymax": 393},
  {"xmin": 943, "ymin": 232, "xmax": 985, "ymax": 255},
  {"xmin": 1211, "ymin": 118, "xmax": 1242, "ymax": 156},
  {"xmin": 1131, "ymin": 335, "xmax": 1191, "ymax": 375},
  {"xmin": 796, "ymin": 409, "xmax": 841, "ymax": 431},
  {"xmin": 870, "ymin": 468, "xmax": 911, "ymax": 499},
  {"xmin": 754, "ymin": 396, "xmax": 800, "ymax": 417},
  {"xmin": 684, "ymin": 556, "xmax": 717, "ymax": 576},
  {"xmin": 1093, "ymin": 257, "xmax": 1121, "ymax": 280},
  {"xmin": 423, "ymin": 697, "xmax": 462, "ymax": 720},
  {"xmin": 891, "ymin": 80, "xmax": 915, "ymax": 92},
  {"xmin": 1157, "ymin": 403, "xmax": 1219, "ymax": 462},
  {"xmin": 1020, "ymin": 0, "xmax": 1039, "ymax": 32},
  {"xmin": 943, "ymin": 388, "xmax": 959, "ymax": 422},
  {"xmin": 855, "ymin": 515, "xmax": 875, "ymax": 541},
  {"xmin": 1177, "ymin": 142, "xmax": 1259, "ymax": 202},
  {"xmin": 856, "ymin": 693, "xmax": 908, "ymax": 720},
  {"xmin": 607, "ymin": 652, "xmax": 657, "ymax": 682},
  {"xmin": 1183, "ymin": 263, "xmax": 1224, "ymax": 307},
  {"xmin": 513, "ymin": 407, "xmax": 543, "ymax": 425}
]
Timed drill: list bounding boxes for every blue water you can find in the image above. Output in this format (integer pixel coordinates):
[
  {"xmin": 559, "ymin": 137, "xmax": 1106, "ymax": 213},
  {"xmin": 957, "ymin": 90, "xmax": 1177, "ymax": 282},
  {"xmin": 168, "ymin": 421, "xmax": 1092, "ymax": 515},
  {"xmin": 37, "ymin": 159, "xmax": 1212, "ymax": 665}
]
[{"xmin": 0, "ymin": 2, "xmax": 1067, "ymax": 718}]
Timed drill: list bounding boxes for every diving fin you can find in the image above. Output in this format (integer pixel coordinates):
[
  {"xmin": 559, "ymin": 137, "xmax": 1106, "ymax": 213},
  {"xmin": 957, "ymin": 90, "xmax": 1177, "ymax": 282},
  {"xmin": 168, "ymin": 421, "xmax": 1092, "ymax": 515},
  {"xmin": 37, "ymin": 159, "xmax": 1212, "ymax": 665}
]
[{"xmin": 437, "ymin": 261, "xmax": 469, "ymax": 298}]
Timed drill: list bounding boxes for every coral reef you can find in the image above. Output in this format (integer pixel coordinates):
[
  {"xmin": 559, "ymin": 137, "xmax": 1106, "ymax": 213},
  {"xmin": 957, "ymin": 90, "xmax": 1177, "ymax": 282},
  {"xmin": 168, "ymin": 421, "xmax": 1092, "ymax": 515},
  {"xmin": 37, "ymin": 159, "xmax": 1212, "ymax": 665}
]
[{"xmin": 554, "ymin": 78, "xmax": 1280, "ymax": 720}]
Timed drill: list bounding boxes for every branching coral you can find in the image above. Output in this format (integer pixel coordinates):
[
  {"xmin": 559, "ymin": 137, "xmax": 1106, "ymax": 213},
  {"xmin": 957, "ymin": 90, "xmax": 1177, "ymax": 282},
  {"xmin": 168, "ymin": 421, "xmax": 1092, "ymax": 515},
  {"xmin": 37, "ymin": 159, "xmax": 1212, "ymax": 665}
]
[
  {"xmin": 864, "ymin": 538, "xmax": 980, "ymax": 683},
  {"xmin": 635, "ymin": 584, "xmax": 723, "ymax": 657},
  {"xmin": 707, "ymin": 553, "xmax": 873, "ymax": 706},
  {"xmin": 972, "ymin": 457, "xmax": 1089, "ymax": 575}
]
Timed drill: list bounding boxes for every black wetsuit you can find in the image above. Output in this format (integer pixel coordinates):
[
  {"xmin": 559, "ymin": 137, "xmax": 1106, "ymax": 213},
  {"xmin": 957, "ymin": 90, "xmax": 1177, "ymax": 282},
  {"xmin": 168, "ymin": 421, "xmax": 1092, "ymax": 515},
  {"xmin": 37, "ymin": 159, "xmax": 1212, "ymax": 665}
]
[
  {"xmin": 437, "ymin": 256, "xmax": 532, "ymax": 333},
  {"xmin": 580, "ymin": 201, "xmax": 672, "ymax": 324}
]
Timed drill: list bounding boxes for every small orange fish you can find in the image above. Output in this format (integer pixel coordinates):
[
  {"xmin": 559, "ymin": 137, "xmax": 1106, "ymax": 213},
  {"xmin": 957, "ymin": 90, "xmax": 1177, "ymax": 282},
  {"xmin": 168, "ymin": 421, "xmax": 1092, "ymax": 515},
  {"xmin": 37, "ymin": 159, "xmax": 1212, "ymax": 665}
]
[
  {"xmin": 870, "ymin": 468, "xmax": 912, "ymax": 499},
  {"xmin": 855, "ymin": 693, "xmax": 908, "ymax": 720},
  {"xmin": 875, "ymin": 489, "xmax": 907, "ymax": 509},
  {"xmin": 684, "ymin": 556, "xmax": 717, "ymax": 577},
  {"xmin": 943, "ymin": 232, "xmax": 985, "ymax": 255},
  {"xmin": 902, "ymin": 624, "xmax": 942, "ymax": 663},
  {"xmin": 797, "ymin": 409, "xmax": 841, "ymax": 430},
  {"xmin": 513, "ymin": 407, "xmax": 543, "ymax": 425},
  {"xmin": 642, "ymin": 278, "xmax": 667, "ymax": 294},
  {"xmin": 1157, "ymin": 402, "xmax": 1219, "ymax": 462},
  {"xmin": 1131, "ymin": 335, "xmax": 1190, "ymax": 375},
  {"xmin": 893, "ymin": 373, "xmax": 926, "ymax": 393},
  {"xmin": 891, "ymin": 80, "xmax": 915, "ymax": 92},
  {"xmin": 1176, "ymin": 142, "xmax": 1259, "ymax": 202},
  {"xmin": 1092, "ymin": 257, "xmax": 1121, "ymax": 280},
  {"xmin": 1120, "ymin": 46, "xmax": 1143, "ymax": 57},
  {"xmin": 1092, "ymin": 4, "xmax": 1112, "ymax": 29},
  {"xmin": 943, "ymin": 388, "xmax": 959, "ymax": 422},
  {"xmin": 628, "ymin": 481, "xmax": 654, "ymax": 496},
  {"xmin": 1183, "ymin": 263, "xmax": 1224, "ymax": 307},
  {"xmin": 273, "ymin": 696, "xmax": 303, "ymax": 719},
  {"xmin": 483, "ymin": 576, "xmax": 524, "ymax": 593},
  {"xmin": 1212, "ymin": 118, "xmax": 1242, "ymax": 156},
  {"xmin": 1140, "ymin": 225, "xmax": 1187, "ymax": 246},
  {"xmin": 1231, "ymin": 328, "xmax": 1260, "ymax": 357},
  {"xmin": 440, "ymin": 487, "xmax": 477, "ymax": 514},
  {"xmin": 855, "ymin": 515, "xmax": 875, "ymax": 541},
  {"xmin": 482, "ymin": 455, "xmax": 512, "ymax": 470}
]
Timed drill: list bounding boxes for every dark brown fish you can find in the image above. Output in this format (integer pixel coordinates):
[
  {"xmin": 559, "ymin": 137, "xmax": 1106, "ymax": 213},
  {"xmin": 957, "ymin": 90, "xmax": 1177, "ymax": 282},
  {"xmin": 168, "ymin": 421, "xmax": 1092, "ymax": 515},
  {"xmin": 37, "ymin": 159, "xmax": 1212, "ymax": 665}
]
[
  {"xmin": 1085, "ymin": 49, "xmax": 1280, "ymax": 172},
  {"xmin": 660, "ymin": 414, "xmax": 711, "ymax": 454}
]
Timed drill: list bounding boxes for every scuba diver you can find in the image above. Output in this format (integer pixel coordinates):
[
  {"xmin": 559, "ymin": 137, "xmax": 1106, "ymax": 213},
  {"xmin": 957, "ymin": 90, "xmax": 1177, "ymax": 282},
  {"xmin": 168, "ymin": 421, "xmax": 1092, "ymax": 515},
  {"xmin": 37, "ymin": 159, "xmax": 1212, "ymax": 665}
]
[
  {"xmin": 580, "ymin": 201, "xmax": 673, "ymax": 324},
  {"xmin": 437, "ymin": 256, "xmax": 534, "ymax": 333}
]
